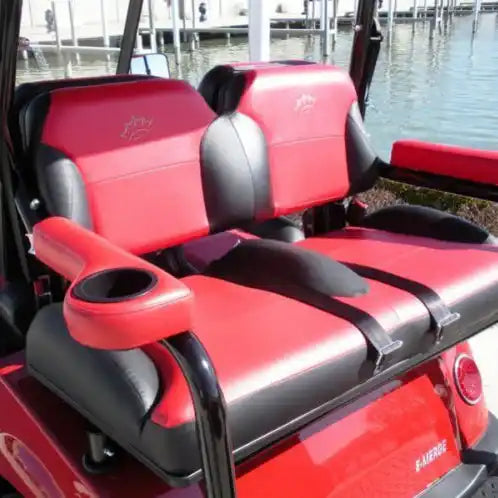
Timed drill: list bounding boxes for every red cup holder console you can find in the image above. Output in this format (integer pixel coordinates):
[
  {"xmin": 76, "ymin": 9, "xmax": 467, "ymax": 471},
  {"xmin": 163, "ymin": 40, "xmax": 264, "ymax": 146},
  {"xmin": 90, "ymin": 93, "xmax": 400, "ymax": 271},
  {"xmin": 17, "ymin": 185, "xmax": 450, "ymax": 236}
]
[{"xmin": 33, "ymin": 217, "xmax": 193, "ymax": 350}]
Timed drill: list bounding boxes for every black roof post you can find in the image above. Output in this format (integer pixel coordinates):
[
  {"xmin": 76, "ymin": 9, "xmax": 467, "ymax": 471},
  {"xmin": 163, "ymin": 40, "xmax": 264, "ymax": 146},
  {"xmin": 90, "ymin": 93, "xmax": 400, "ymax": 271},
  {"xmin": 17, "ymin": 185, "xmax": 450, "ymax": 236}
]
[
  {"xmin": 349, "ymin": 0, "xmax": 381, "ymax": 117},
  {"xmin": 0, "ymin": 0, "xmax": 23, "ymax": 136},
  {"xmin": 117, "ymin": 0, "xmax": 145, "ymax": 74}
]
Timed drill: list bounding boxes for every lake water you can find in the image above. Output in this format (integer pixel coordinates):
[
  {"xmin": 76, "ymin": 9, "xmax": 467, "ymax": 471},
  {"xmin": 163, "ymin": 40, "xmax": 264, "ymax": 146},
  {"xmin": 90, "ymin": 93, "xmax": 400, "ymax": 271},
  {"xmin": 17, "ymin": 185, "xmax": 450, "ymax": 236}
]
[{"xmin": 16, "ymin": 13, "xmax": 498, "ymax": 158}]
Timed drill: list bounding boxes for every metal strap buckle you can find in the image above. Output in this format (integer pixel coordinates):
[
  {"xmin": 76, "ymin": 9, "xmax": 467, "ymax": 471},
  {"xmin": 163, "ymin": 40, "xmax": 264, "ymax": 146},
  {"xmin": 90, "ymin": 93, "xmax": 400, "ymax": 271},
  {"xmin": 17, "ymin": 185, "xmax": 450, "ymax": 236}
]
[
  {"xmin": 374, "ymin": 339, "xmax": 404, "ymax": 374},
  {"xmin": 434, "ymin": 312, "xmax": 461, "ymax": 343}
]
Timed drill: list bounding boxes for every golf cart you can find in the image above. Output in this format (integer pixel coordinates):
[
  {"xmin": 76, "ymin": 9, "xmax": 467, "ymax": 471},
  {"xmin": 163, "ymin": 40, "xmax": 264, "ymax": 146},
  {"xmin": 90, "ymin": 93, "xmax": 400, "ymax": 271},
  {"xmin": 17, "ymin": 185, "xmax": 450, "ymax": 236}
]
[{"xmin": 2, "ymin": 1, "xmax": 498, "ymax": 497}]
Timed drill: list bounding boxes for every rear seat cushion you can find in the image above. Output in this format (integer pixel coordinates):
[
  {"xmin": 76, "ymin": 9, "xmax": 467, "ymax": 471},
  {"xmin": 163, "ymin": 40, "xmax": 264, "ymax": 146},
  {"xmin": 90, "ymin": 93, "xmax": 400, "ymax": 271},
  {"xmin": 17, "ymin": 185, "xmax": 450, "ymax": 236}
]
[
  {"xmin": 26, "ymin": 270, "xmax": 433, "ymax": 477},
  {"xmin": 26, "ymin": 228, "xmax": 498, "ymax": 479},
  {"xmin": 297, "ymin": 227, "xmax": 498, "ymax": 335},
  {"xmin": 137, "ymin": 227, "xmax": 498, "ymax": 476}
]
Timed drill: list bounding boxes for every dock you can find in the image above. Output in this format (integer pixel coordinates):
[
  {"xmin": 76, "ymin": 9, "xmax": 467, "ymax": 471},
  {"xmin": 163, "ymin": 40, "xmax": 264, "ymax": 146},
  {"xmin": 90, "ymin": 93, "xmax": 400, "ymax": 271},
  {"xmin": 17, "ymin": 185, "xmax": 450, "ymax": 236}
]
[
  {"xmin": 18, "ymin": 0, "xmax": 498, "ymax": 72},
  {"xmin": 20, "ymin": 0, "xmax": 498, "ymax": 50}
]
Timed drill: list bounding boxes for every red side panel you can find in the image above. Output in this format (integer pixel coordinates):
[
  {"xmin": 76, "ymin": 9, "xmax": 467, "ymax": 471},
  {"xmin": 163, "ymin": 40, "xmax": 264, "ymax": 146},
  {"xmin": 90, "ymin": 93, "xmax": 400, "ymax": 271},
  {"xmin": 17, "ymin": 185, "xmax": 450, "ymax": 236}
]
[
  {"xmin": 238, "ymin": 369, "xmax": 461, "ymax": 498},
  {"xmin": 33, "ymin": 217, "xmax": 193, "ymax": 350},
  {"xmin": 391, "ymin": 140, "xmax": 498, "ymax": 185},
  {"xmin": 42, "ymin": 79, "xmax": 213, "ymax": 254},
  {"xmin": 235, "ymin": 65, "xmax": 357, "ymax": 215}
]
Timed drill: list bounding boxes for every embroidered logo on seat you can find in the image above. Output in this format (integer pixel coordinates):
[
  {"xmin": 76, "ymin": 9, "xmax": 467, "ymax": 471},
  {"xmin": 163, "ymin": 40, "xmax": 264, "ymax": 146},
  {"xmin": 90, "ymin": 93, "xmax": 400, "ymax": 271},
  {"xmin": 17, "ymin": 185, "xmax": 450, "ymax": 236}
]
[
  {"xmin": 294, "ymin": 94, "xmax": 316, "ymax": 113},
  {"xmin": 121, "ymin": 115, "xmax": 153, "ymax": 141}
]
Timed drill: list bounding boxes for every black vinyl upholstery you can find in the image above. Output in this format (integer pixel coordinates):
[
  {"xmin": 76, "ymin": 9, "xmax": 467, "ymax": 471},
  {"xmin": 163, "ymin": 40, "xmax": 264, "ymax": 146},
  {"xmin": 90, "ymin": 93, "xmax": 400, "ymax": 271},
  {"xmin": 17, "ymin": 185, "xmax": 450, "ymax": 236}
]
[
  {"xmin": 27, "ymin": 304, "xmax": 160, "ymax": 441},
  {"xmin": 200, "ymin": 113, "xmax": 272, "ymax": 231},
  {"xmin": 240, "ymin": 217, "xmax": 305, "ymax": 243},
  {"xmin": 206, "ymin": 238, "xmax": 369, "ymax": 298},
  {"xmin": 35, "ymin": 142, "xmax": 92, "ymax": 229}
]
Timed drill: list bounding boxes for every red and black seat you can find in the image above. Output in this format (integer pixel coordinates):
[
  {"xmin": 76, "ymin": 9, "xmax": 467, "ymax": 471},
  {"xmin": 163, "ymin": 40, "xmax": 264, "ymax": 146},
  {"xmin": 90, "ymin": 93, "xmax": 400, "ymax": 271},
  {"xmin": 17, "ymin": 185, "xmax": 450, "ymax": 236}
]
[
  {"xmin": 24, "ymin": 67, "xmax": 498, "ymax": 486},
  {"xmin": 26, "ymin": 78, "xmax": 360, "ymax": 480},
  {"xmin": 199, "ymin": 61, "xmax": 496, "ymax": 245}
]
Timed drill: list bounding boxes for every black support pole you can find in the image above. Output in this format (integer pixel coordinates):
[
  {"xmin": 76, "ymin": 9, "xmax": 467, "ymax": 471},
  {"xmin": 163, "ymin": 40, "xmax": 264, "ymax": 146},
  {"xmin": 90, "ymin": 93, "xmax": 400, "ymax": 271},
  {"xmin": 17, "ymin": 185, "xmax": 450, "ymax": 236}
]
[
  {"xmin": 160, "ymin": 332, "xmax": 237, "ymax": 498},
  {"xmin": 349, "ymin": 0, "xmax": 378, "ymax": 116},
  {"xmin": 116, "ymin": 0, "xmax": 144, "ymax": 74}
]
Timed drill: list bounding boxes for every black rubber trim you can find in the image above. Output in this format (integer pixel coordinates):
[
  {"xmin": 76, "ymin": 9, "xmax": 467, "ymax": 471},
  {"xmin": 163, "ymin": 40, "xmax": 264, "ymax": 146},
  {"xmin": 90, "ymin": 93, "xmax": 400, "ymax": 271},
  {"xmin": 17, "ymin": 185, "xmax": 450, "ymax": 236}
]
[
  {"xmin": 343, "ymin": 262, "xmax": 461, "ymax": 344},
  {"xmin": 463, "ymin": 413, "xmax": 498, "ymax": 471},
  {"xmin": 420, "ymin": 414, "xmax": 498, "ymax": 497}
]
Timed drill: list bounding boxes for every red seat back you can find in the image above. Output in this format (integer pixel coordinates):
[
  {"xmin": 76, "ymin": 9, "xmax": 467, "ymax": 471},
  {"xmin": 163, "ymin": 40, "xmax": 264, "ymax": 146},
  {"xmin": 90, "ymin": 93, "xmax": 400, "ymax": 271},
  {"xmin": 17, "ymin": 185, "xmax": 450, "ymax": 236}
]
[
  {"xmin": 218, "ymin": 63, "xmax": 378, "ymax": 217},
  {"xmin": 34, "ymin": 79, "xmax": 215, "ymax": 254}
]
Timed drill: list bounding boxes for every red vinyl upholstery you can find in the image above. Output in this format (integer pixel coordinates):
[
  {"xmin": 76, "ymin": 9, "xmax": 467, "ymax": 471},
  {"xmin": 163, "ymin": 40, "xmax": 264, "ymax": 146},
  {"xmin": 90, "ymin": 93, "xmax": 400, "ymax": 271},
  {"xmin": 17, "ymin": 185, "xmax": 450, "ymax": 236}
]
[
  {"xmin": 233, "ymin": 64, "xmax": 357, "ymax": 215},
  {"xmin": 392, "ymin": 140, "xmax": 498, "ymax": 185},
  {"xmin": 298, "ymin": 228, "xmax": 498, "ymax": 307},
  {"xmin": 39, "ymin": 79, "xmax": 214, "ymax": 254}
]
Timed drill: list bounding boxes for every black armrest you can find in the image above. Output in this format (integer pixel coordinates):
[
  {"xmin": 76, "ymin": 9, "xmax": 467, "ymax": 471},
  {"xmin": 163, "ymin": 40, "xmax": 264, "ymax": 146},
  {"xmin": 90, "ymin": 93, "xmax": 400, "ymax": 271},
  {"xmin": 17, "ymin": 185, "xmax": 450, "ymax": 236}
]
[
  {"xmin": 361, "ymin": 205, "xmax": 496, "ymax": 245},
  {"xmin": 241, "ymin": 217, "xmax": 305, "ymax": 243},
  {"xmin": 205, "ymin": 239, "xmax": 368, "ymax": 298}
]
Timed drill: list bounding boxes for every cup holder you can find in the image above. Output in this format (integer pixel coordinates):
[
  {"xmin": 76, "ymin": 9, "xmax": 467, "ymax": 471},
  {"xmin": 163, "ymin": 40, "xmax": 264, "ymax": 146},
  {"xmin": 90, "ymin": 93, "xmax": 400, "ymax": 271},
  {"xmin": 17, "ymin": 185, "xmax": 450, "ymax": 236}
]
[{"xmin": 72, "ymin": 268, "xmax": 157, "ymax": 303}]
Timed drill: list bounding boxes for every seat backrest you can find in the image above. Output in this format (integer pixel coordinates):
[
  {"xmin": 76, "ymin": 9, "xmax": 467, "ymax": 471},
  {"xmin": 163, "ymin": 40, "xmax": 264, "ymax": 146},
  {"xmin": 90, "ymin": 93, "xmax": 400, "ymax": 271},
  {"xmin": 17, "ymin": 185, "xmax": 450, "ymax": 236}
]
[
  {"xmin": 34, "ymin": 80, "xmax": 215, "ymax": 253},
  {"xmin": 198, "ymin": 60, "xmax": 314, "ymax": 114},
  {"xmin": 210, "ymin": 63, "xmax": 378, "ymax": 217},
  {"xmin": 31, "ymin": 78, "xmax": 265, "ymax": 255},
  {"xmin": 11, "ymin": 74, "xmax": 154, "ymax": 163}
]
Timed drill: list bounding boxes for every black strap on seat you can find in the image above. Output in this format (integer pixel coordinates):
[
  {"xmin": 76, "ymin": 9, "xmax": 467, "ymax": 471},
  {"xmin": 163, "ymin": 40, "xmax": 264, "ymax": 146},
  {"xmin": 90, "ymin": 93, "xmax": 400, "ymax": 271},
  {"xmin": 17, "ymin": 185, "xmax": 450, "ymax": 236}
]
[
  {"xmin": 206, "ymin": 241, "xmax": 404, "ymax": 373},
  {"xmin": 290, "ymin": 289, "xmax": 404, "ymax": 373},
  {"xmin": 216, "ymin": 279, "xmax": 402, "ymax": 373},
  {"xmin": 343, "ymin": 262, "xmax": 461, "ymax": 344}
]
